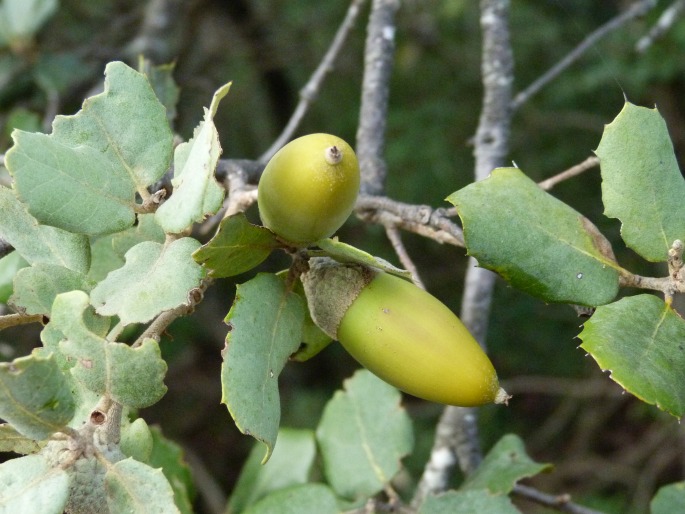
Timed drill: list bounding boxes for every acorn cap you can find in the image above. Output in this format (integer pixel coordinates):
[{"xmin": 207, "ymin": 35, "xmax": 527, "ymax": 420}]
[{"xmin": 301, "ymin": 257, "xmax": 376, "ymax": 339}]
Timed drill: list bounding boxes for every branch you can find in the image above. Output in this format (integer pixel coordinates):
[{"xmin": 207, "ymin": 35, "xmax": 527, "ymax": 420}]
[
  {"xmin": 513, "ymin": 484, "xmax": 608, "ymax": 514},
  {"xmin": 0, "ymin": 312, "xmax": 44, "ymax": 331},
  {"xmin": 259, "ymin": 0, "xmax": 368, "ymax": 162},
  {"xmin": 512, "ymin": 0, "xmax": 658, "ymax": 111},
  {"xmin": 384, "ymin": 226, "xmax": 425, "ymax": 288},
  {"xmin": 356, "ymin": 0, "xmax": 400, "ymax": 195},
  {"xmin": 636, "ymin": 0, "xmax": 685, "ymax": 53},
  {"xmin": 538, "ymin": 156, "xmax": 600, "ymax": 191},
  {"xmin": 355, "ymin": 195, "xmax": 464, "ymax": 247}
]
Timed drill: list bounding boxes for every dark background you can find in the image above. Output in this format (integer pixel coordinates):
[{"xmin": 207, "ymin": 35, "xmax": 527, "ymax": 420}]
[{"xmin": 1, "ymin": 1, "xmax": 684, "ymax": 513}]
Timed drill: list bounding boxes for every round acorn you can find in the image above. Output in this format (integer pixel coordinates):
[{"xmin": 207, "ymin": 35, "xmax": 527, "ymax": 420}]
[
  {"xmin": 257, "ymin": 133, "xmax": 360, "ymax": 246},
  {"xmin": 302, "ymin": 258, "xmax": 509, "ymax": 407}
]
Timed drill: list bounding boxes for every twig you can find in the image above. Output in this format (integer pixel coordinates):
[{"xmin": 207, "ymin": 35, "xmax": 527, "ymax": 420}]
[
  {"xmin": 182, "ymin": 444, "xmax": 227, "ymax": 514},
  {"xmin": 259, "ymin": 0, "xmax": 368, "ymax": 163},
  {"xmin": 512, "ymin": 0, "xmax": 658, "ymax": 111},
  {"xmin": 384, "ymin": 226, "xmax": 425, "ymax": 288},
  {"xmin": 356, "ymin": 195, "xmax": 464, "ymax": 247},
  {"xmin": 636, "ymin": 0, "xmax": 685, "ymax": 53},
  {"xmin": 538, "ymin": 156, "xmax": 600, "ymax": 191},
  {"xmin": 0, "ymin": 312, "xmax": 44, "ymax": 331},
  {"xmin": 356, "ymin": 0, "xmax": 400, "ymax": 195},
  {"xmin": 512, "ymin": 484, "xmax": 608, "ymax": 514},
  {"xmin": 133, "ymin": 277, "xmax": 212, "ymax": 348}
]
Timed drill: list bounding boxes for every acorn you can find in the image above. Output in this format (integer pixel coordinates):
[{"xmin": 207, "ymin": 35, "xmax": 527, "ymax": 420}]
[
  {"xmin": 301, "ymin": 258, "xmax": 509, "ymax": 406},
  {"xmin": 257, "ymin": 133, "xmax": 360, "ymax": 246}
]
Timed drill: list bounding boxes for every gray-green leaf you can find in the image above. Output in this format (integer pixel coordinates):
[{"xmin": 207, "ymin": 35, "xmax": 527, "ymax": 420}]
[
  {"xmin": 155, "ymin": 84, "xmax": 229, "ymax": 234},
  {"xmin": 597, "ymin": 102, "xmax": 685, "ymax": 262},
  {"xmin": 0, "ymin": 454, "xmax": 69, "ymax": 514},
  {"xmin": 221, "ymin": 273, "xmax": 305, "ymax": 463},
  {"xmin": 243, "ymin": 484, "xmax": 339, "ymax": 514},
  {"xmin": 10, "ymin": 263, "xmax": 90, "ymax": 316},
  {"xmin": 0, "ymin": 352, "xmax": 75, "ymax": 441},
  {"xmin": 228, "ymin": 428, "xmax": 317, "ymax": 513},
  {"xmin": 5, "ymin": 61, "xmax": 173, "ymax": 235},
  {"xmin": 0, "ymin": 186, "xmax": 90, "ymax": 273},
  {"xmin": 579, "ymin": 294, "xmax": 685, "ymax": 418},
  {"xmin": 90, "ymin": 237, "xmax": 203, "ymax": 325},
  {"xmin": 448, "ymin": 167, "xmax": 620, "ymax": 306},
  {"xmin": 105, "ymin": 458, "xmax": 180, "ymax": 514},
  {"xmin": 316, "ymin": 369, "xmax": 413, "ymax": 500},
  {"xmin": 53, "ymin": 291, "xmax": 168, "ymax": 408},
  {"xmin": 418, "ymin": 490, "xmax": 521, "ymax": 514},
  {"xmin": 461, "ymin": 434, "xmax": 551, "ymax": 494}
]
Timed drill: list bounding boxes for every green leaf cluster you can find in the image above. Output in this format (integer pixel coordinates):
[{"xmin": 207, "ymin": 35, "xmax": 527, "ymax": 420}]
[
  {"xmin": 449, "ymin": 102, "xmax": 685, "ymax": 419},
  {"xmin": 0, "ymin": 59, "xmax": 223, "ymax": 513},
  {"xmin": 226, "ymin": 370, "xmax": 552, "ymax": 514}
]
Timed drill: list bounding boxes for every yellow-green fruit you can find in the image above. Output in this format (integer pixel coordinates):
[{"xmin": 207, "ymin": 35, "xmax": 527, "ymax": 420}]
[
  {"xmin": 302, "ymin": 258, "xmax": 508, "ymax": 406},
  {"xmin": 258, "ymin": 133, "xmax": 360, "ymax": 245}
]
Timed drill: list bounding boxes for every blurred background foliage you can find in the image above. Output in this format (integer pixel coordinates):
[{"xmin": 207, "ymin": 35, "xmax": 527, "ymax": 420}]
[{"xmin": 1, "ymin": 1, "xmax": 684, "ymax": 513}]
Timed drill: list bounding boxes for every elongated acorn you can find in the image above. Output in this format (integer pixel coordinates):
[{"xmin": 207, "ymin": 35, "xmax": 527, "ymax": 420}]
[
  {"xmin": 257, "ymin": 133, "xmax": 360, "ymax": 246},
  {"xmin": 302, "ymin": 257, "xmax": 509, "ymax": 406}
]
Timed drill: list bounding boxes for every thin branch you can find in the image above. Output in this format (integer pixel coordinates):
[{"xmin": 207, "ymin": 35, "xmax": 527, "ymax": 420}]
[
  {"xmin": 512, "ymin": 0, "xmax": 658, "ymax": 111},
  {"xmin": 356, "ymin": 195, "xmax": 464, "ymax": 247},
  {"xmin": 513, "ymin": 484, "xmax": 608, "ymax": 514},
  {"xmin": 356, "ymin": 0, "xmax": 400, "ymax": 195},
  {"xmin": 259, "ymin": 0, "xmax": 368, "ymax": 163},
  {"xmin": 538, "ymin": 156, "xmax": 600, "ymax": 191},
  {"xmin": 384, "ymin": 226, "xmax": 425, "ymax": 288},
  {"xmin": 636, "ymin": 0, "xmax": 685, "ymax": 53},
  {"xmin": 133, "ymin": 278, "xmax": 212, "ymax": 348},
  {"xmin": 0, "ymin": 312, "xmax": 44, "ymax": 331}
]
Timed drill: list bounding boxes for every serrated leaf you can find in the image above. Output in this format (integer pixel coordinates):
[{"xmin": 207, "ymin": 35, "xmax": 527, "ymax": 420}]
[
  {"xmin": 0, "ymin": 352, "xmax": 75, "ymax": 440},
  {"xmin": 0, "ymin": 423, "xmax": 43, "ymax": 454},
  {"xmin": 418, "ymin": 490, "xmax": 521, "ymax": 514},
  {"xmin": 53, "ymin": 291, "xmax": 167, "ymax": 408},
  {"xmin": 90, "ymin": 237, "xmax": 203, "ymax": 325},
  {"xmin": 5, "ymin": 61, "xmax": 173, "ymax": 235},
  {"xmin": 243, "ymin": 484, "xmax": 339, "ymax": 514},
  {"xmin": 313, "ymin": 238, "xmax": 412, "ymax": 280},
  {"xmin": 228, "ymin": 428, "xmax": 316, "ymax": 513},
  {"xmin": 155, "ymin": 83, "xmax": 230, "ymax": 234},
  {"xmin": 193, "ymin": 213, "xmax": 280, "ymax": 278},
  {"xmin": 0, "ymin": 251, "xmax": 27, "ymax": 303},
  {"xmin": 597, "ymin": 102, "xmax": 685, "ymax": 262},
  {"xmin": 0, "ymin": 454, "xmax": 69, "ymax": 514},
  {"xmin": 448, "ymin": 167, "xmax": 620, "ymax": 306},
  {"xmin": 0, "ymin": 0, "xmax": 58, "ymax": 45},
  {"xmin": 0, "ymin": 186, "xmax": 90, "ymax": 273},
  {"xmin": 221, "ymin": 273, "xmax": 305, "ymax": 463},
  {"xmin": 105, "ymin": 458, "xmax": 180, "ymax": 514},
  {"xmin": 10, "ymin": 263, "xmax": 90, "ymax": 316},
  {"xmin": 651, "ymin": 481, "xmax": 685, "ymax": 514},
  {"xmin": 578, "ymin": 294, "xmax": 685, "ymax": 417},
  {"xmin": 316, "ymin": 369, "xmax": 414, "ymax": 500},
  {"xmin": 461, "ymin": 434, "xmax": 551, "ymax": 493},
  {"xmin": 148, "ymin": 426, "xmax": 195, "ymax": 514}
]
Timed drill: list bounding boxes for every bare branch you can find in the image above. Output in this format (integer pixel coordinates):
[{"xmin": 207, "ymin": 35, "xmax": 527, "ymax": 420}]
[
  {"xmin": 355, "ymin": 195, "xmax": 464, "ymax": 246},
  {"xmin": 538, "ymin": 156, "xmax": 600, "ymax": 191},
  {"xmin": 259, "ymin": 0, "xmax": 368, "ymax": 162},
  {"xmin": 356, "ymin": 0, "xmax": 400, "ymax": 195},
  {"xmin": 0, "ymin": 312, "xmax": 44, "ymax": 331},
  {"xmin": 384, "ymin": 226, "xmax": 425, "ymax": 288},
  {"xmin": 512, "ymin": 0, "xmax": 658, "ymax": 111},
  {"xmin": 513, "ymin": 484, "xmax": 608, "ymax": 514},
  {"xmin": 636, "ymin": 0, "xmax": 685, "ymax": 53}
]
